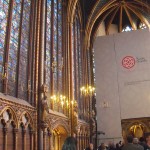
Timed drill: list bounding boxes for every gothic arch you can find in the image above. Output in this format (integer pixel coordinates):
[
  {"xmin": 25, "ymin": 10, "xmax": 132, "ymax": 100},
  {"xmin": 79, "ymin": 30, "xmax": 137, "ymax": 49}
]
[
  {"xmin": 51, "ymin": 118, "xmax": 70, "ymax": 134},
  {"xmin": 0, "ymin": 106, "xmax": 18, "ymax": 128},
  {"xmin": 67, "ymin": 0, "xmax": 78, "ymax": 23},
  {"xmin": 18, "ymin": 111, "xmax": 35, "ymax": 129},
  {"xmin": 122, "ymin": 118, "xmax": 150, "ymax": 139}
]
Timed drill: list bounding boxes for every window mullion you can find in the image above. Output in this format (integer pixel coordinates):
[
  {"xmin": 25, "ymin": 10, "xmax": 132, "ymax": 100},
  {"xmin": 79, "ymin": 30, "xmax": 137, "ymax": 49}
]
[
  {"xmin": 16, "ymin": 0, "xmax": 25, "ymax": 98},
  {"xmin": 3, "ymin": 0, "xmax": 14, "ymax": 94},
  {"xmin": 50, "ymin": 0, "xmax": 54, "ymax": 109}
]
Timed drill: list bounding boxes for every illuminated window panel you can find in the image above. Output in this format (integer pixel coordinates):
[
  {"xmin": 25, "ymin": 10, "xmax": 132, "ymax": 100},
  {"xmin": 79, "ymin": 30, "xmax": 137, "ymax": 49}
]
[
  {"xmin": 45, "ymin": 0, "xmax": 52, "ymax": 90},
  {"xmin": 57, "ymin": 0, "xmax": 62, "ymax": 94},
  {"xmin": 122, "ymin": 26, "xmax": 133, "ymax": 32},
  {"xmin": 53, "ymin": 0, "xmax": 58, "ymax": 97},
  {"xmin": 139, "ymin": 22, "xmax": 147, "ymax": 29},
  {"xmin": 72, "ymin": 14, "xmax": 82, "ymax": 119},
  {"xmin": 18, "ymin": 0, "xmax": 31, "ymax": 100},
  {"xmin": 0, "ymin": 0, "xmax": 10, "ymax": 90},
  {"xmin": 8, "ymin": 0, "xmax": 22, "ymax": 96},
  {"xmin": 45, "ymin": 0, "xmax": 63, "ymax": 113}
]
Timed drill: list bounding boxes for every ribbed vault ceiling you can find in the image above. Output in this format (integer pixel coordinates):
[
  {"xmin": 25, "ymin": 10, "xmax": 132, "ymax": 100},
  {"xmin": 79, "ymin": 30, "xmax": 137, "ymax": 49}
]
[{"xmin": 80, "ymin": 0, "xmax": 150, "ymax": 48}]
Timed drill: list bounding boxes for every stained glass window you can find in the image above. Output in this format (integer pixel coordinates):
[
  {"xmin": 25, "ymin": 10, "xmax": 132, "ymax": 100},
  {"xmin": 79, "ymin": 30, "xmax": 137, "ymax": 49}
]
[
  {"xmin": 122, "ymin": 26, "xmax": 133, "ymax": 32},
  {"xmin": 0, "ymin": 0, "xmax": 32, "ymax": 101},
  {"xmin": 0, "ymin": 0, "xmax": 10, "ymax": 90},
  {"xmin": 45, "ymin": 0, "xmax": 52, "ymax": 93},
  {"xmin": 18, "ymin": 0, "xmax": 31, "ymax": 99},
  {"xmin": 53, "ymin": 0, "xmax": 58, "ymax": 95},
  {"xmin": 139, "ymin": 22, "xmax": 147, "ymax": 29},
  {"xmin": 45, "ymin": 0, "xmax": 63, "ymax": 113},
  {"xmin": 8, "ymin": 0, "xmax": 22, "ymax": 96},
  {"xmin": 72, "ymin": 13, "xmax": 83, "ymax": 119}
]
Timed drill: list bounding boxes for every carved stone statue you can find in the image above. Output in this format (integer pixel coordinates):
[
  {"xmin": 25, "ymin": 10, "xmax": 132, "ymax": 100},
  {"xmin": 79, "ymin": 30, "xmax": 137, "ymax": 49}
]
[
  {"xmin": 90, "ymin": 109, "xmax": 96, "ymax": 134},
  {"xmin": 73, "ymin": 101, "xmax": 78, "ymax": 133},
  {"xmin": 73, "ymin": 101, "xmax": 78, "ymax": 118},
  {"xmin": 41, "ymin": 95, "xmax": 49, "ymax": 121}
]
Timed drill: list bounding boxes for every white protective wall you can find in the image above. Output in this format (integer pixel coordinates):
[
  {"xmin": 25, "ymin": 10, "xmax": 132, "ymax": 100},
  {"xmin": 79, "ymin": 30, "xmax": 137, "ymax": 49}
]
[{"xmin": 94, "ymin": 29, "xmax": 150, "ymax": 143}]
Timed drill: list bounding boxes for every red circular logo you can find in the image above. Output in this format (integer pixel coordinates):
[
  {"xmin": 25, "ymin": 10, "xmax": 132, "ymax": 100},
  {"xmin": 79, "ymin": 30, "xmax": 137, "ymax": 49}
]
[{"xmin": 122, "ymin": 56, "xmax": 135, "ymax": 69}]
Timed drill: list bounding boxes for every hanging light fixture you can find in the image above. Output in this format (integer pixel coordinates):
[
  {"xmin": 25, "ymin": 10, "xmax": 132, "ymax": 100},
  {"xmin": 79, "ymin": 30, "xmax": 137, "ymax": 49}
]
[{"xmin": 80, "ymin": 85, "xmax": 95, "ymax": 96}]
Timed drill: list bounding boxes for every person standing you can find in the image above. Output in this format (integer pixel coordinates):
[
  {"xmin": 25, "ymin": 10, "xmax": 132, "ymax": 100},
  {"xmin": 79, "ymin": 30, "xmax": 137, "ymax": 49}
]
[
  {"xmin": 133, "ymin": 138, "xmax": 144, "ymax": 150},
  {"xmin": 98, "ymin": 143, "xmax": 108, "ymax": 150},
  {"xmin": 122, "ymin": 135, "xmax": 139, "ymax": 150},
  {"xmin": 62, "ymin": 137, "xmax": 76, "ymax": 150},
  {"xmin": 144, "ymin": 133, "xmax": 150, "ymax": 150},
  {"xmin": 85, "ymin": 143, "xmax": 94, "ymax": 150}
]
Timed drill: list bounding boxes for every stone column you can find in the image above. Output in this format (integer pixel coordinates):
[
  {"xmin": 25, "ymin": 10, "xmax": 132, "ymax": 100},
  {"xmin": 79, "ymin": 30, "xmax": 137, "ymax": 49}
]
[
  {"xmin": 23, "ymin": 129, "xmax": 26, "ymax": 150},
  {"xmin": 14, "ymin": 128, "xmax": 18, "ymax": 150},
  {"xmin": 3, "ymin": 127, "xmax": 7, "ymax": 150},
  {"xmin": 43, "ymin": 130, "xmax": 47, "ymax": 150},
  {"xmin": 37, "ymin": 0, "xmax": 46, "ymax": 149}
]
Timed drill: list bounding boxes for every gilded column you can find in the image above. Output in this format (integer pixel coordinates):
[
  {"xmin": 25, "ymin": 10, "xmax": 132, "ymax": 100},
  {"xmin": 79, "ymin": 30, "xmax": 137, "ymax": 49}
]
[
  {"xmin": 38, "ymin": 0, "xmax": 46, "ymax": 148},
  {"xmin": 79, "ymin": 133, "xmax": 82, "ymax": 150},
  {"xmin": 43, "ymin": 130, "xmax": 47, "ymax": 150},
  {"xmin": 84, "ymin": 134, "xmax": 86, "ymax": 149},
  {"xmin": 58, "ymin": 135, "xmax": 61, "ymax": 150},
  {"xmin": 30, "ymin": 130, "xmax": 34, "ymax": 150},
  {"xmin": 68, "ymin": 21, "xmax": 74, "ymax": 134},
  {"xmin": 23, "ymin": 129, "xmax": 26, "ymax": 150},
  {"xmin": 3, "ymin": 0, "xmax": 14, "ymax": 94},
  {"xmin": 14, "ymin": 128, "xmax": 18, "ymax": 150},
  {"xmin": 3, "ymin": 127, "xmax": 7, "ymax": 150},
  {"xmin": 34, "ymin": 0, "xmax": 41, "ymax": 149},
  {"xmin": 77, "ymin": 133, "xmax": 80, "ymax": 150},
  {"xmin": 86, "ymin": 135, "xmax": 89, "ymax": 147},
  {"xmin": 48, "ymin": 132, "xmax": 51, "ymax": 150}
]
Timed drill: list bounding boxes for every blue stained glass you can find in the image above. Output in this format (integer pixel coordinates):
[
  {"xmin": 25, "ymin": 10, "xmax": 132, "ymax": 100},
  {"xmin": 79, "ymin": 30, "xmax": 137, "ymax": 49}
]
[
  {"xmin": 72, "ymin": 14, "xmax": 82, "ymax": 117},
  {"xmin": 46, "ymin": 0, "xmax": 51, "ymax": 89},
  {"xmin": 53, "ymin": 0, "xmax": 58, "ymax": 94},
  {"xmin": 8, "ymin": 0, "xmax": 22, "ymax": 96},
  {"xmin": 0, "ymin": 0, "xmax": 10, "ymax": 90},
  {"xmin": 45, "ymin": 0, "xmax": 63, "ymax": 112},
  {"xmin": 18, "ymin": 0, "xmax": 31, "ymax": 99}
]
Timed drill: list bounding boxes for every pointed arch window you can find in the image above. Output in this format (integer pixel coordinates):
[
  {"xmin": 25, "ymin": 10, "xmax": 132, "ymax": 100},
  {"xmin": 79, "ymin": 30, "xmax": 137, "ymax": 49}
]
[
  {"xmin": 0, "ymin": 0, "xmax": 34, "ymax": 102},
  {"xmin": 0, "ymin": 0, "xmax": 10, "ymax": 91},
  {"xmin": 72, "ymin": 11, "xmax": 83, "ymax": 119},
  {"xmin": 45, "ymin": 0, "xmax": 63, "ymax": 112}
]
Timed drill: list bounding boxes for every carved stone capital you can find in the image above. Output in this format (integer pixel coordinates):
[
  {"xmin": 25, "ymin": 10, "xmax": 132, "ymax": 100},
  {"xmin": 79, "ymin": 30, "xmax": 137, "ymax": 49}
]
[
  {"xmin": 41, "ymin": 121, "xmax": 48, "ymax": 130},
  {"xmin": 40, "ymin": 84, "xmax": 48, "ymax": 93},
  {"xmin": 13, "ymin": 128, "xmax": 19, "ymax": 134},
  {"xmin": 3, "ymin": 127, "xmax": 8, "ymax": 134}
]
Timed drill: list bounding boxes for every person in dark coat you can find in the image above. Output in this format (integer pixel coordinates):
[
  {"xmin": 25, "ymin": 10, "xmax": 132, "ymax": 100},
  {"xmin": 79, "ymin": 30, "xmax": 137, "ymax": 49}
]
[
  {"xmin": 121, "ymin": 135, "xmax": 139, "ymax": 150},
  {"xmin": 62, "ymin": 137, "xmax": 76, "ymax": 150},
  {"xmin": 139, "ymin": 137, "xmax": 146, "ymax": 148},
  {"xmin": 133, "ymin": 138, "xmax": 144, "ymax": 150},
  {"xmin": 98, "ymin": 143, "xmax": 108, "ymax": 150},
  {"xmin": 144, "ymin": 133, "xmax": 150, "ymax": 150},
  {"xmin": 108, "ymin": 143, "xmax": 116, "ymax": 150},
  {"xmin": 85, "ymin": 143, "xmax": 94, "ymax": 150}
]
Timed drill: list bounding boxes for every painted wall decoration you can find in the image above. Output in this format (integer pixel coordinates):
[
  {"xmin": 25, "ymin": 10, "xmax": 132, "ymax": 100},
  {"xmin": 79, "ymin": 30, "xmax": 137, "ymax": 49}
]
[{"xmin": 122, "ymin": 56, "xmax": 135, "ymax": 69}]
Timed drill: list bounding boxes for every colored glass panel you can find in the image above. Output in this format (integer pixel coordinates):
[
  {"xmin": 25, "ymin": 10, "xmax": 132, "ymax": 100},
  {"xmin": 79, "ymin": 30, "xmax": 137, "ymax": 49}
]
[
  {"xmin": 18, "ymin": 0, "xmax": 31, "ymax": 99},
  {"xmin": 46, "ymin": 0, "xmax": 52, "ymax": 90},
  {"xmin": 8, "ymin": 0, "xmax": 22, "ymax": 96},
  {"xmin": 0, "ymin": 0, "xmax": 10, "ymax": 90}
]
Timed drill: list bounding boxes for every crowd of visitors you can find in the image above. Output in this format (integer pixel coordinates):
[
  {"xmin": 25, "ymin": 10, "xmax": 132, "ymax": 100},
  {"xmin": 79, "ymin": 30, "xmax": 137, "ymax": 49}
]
[
  {"xmin": 95, "ymin": 133, "xmax": 150, "ymax": 150},
  {"xmin": 61, "ymin": 133, "xmax": 150, "ymax": 150}
]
